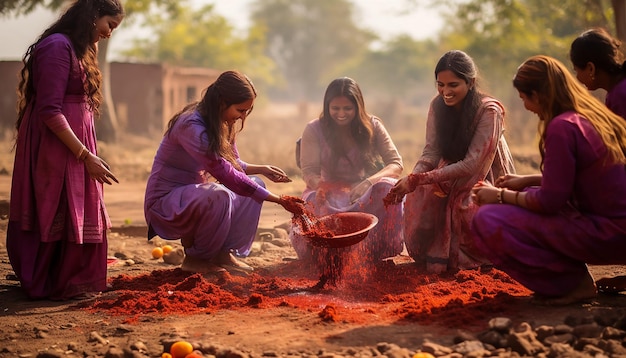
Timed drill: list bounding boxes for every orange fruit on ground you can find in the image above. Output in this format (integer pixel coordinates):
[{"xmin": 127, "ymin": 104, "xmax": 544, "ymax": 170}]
[
  {"xmin": 161, "ymin": 353, "xmax": 173, "ymax": 358},
  {"xmin": 170, "ymin": 341, "xmax": 193, "ymax": 358},
  {"xmin": 151, "ymin": 247, "xmax": 164, "ymax": 259},
  {"xmin": 413, "ymin": 353, "xmax": 435, "ymax": 358},
  {"xmin": 162, "ymin": 245, "xmax": 174, "ymax": 254},
  {"xmin": 184, "ymin": 352, "xmax": 203, "ymax": 358}
]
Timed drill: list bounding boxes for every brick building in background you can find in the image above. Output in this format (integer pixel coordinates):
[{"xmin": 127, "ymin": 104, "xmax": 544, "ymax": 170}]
[{"xmin": 0, "ymin": 61, "xmax": 219, "ymax": 136}]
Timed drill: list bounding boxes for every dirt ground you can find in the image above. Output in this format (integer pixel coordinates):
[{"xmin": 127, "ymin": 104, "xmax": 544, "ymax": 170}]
[{"xmin": 1, "ymin": 133, "xmax": 626, "ymax": 358}]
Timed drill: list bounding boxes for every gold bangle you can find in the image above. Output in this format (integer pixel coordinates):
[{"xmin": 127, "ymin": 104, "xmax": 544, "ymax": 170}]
[
  {"xmin": 80, "ymin": 149, "xmax": 90, "ymax": 161},
  {"xmin": 496, "ymin": 189, "xmax": 504, "ymax": 204},
  {"xmin": 75, "ymin": 145, "xmax": 86, "ymax": 160}
]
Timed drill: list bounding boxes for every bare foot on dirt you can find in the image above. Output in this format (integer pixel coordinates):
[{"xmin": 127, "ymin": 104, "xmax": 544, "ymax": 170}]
[
  {"xmin": 216, "ymin": 251, "xmax": 254, "ymax": 274},
  {"xmin": 596, "ymin": 275, "xmax": 626, "ymax": 294},
  {"xmin": 181, "ymin": 255, "xmax": 226, "ymax": 274},
  {"xmin": 533, "ymin": 271, "xmax": 597, "ymax": 306}
]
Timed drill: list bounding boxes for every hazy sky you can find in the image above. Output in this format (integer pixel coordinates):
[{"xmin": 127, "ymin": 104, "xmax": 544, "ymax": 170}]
[{"xmin": 0, "ymin": 0, "xmax": 443, "ymax": 61}]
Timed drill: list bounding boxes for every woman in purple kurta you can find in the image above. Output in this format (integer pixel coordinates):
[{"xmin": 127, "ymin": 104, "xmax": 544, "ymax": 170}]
[
  {"xmin": 570, "ymin": 27, "xmax": 626, "ymax": 119},
  {"xmin": 145, "ymin": 70, "xmax": 304, "ymax": 274},
  {"xmin": 471, "ymin": 56, "xmax": 626, "ymax": 305},
  {"xmin": 7, "ymin": 0, "xmax": 124, "ymax": 300},
  {"xmin": 386, "ymin": 50, "xmax": 515, "ymax": 274},
  {"xmin": 568, "ymin": 29, "xmax": 626, "ymax": 293},
  {"xmin": 291, "ymin": 77, "xmax": 404, "ymax": 279}
]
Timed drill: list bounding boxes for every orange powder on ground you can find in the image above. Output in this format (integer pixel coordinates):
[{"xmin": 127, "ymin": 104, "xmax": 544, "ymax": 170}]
[{"xmin": 86, "ymin": 260, "xmax": 531, "ymax": 327}]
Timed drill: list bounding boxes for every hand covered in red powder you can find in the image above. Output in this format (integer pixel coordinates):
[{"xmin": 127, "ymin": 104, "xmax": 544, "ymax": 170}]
[
  {"xmin": 278, "ymin": 195, "xmax": 306, "ymax": 215},
  {"xmin": 349, "ymin": 179, "xmax": 373, "ymax": 204},
  {"xmin": 383, "ymin": 175, "xmax": 412, "ymax": 205}
]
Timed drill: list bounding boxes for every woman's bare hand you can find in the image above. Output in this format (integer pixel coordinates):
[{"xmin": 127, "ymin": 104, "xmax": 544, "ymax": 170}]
[
  {"xmin": 349, "ymin": 179, "xmax": 372, "ymax": 204},
  {"xmin": 495, "ymin": 174, "xmax": 527, "ymax": 191},
  {"xmin": 84, "ymin": 153, "xmax": 119, "ymax": 185},
  {"xmin": 263, "ymin": 165, "xmax": 292, "ymax": 183},
  {"xmin": 383, "ymin": 176, "xmax": 411, "ymax": 205}
]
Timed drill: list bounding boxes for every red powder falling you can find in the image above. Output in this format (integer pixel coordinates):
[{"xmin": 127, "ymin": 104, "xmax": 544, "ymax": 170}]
[
  {"xmin": 86, "ymin": 260, "xmax": 531, "ymax": 327},
  {"xmin": 286, "ymin": 199, "xmax": 335, "ymax": 238}
]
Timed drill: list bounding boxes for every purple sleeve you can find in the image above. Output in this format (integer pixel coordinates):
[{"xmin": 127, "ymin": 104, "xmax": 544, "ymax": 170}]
[
  {"xmin": 525, "ymin": 117, "xmax": 576, "ymax": 213},
  {"xmin": 606, "ymin": 79, "xmax": 626, "ymax": 119},
  {"xmin": 233, "ymin": 142, "xmax": 248, "ymax": 170},
  {"xmin": 33, "ymin": 35, "xmax": 73, "ymax": 133},
  {"xmin": 178, "ymin": 119, "xmax": 269, "ymax": 202}
]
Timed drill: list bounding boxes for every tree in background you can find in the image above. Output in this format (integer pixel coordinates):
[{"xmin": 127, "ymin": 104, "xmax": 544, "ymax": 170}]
[
  {"xmin": 0, "ymin": 0, "xmax": 184, "ymax": 142},
  {"xmin": 339, "ymin": 35, "xmax": 439, "ymax": 103},
  {"xmin": 119, "ymin": 4, "xmax": 276, "ymax": 90},
  {"xmin": 250, "ymin": 0, "xmax": 374, "ymax": 101},
  {"xmin": 423, "ymin": 0, "xmax": 619, "ymax": 148},
  {"xmin": 3, "ymin": 0, "xmax": 624, "ymax": 141}
]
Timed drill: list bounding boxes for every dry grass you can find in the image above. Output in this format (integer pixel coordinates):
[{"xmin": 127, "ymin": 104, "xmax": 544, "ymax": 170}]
[{"xmin": 0, "ymin": 101, "xmax": 540, "ymax": 195}]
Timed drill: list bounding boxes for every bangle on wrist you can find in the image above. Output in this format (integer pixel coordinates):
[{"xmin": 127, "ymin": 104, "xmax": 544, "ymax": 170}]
[
  {"xmin": 496, "ymin": 189, "xmax": 504, "ymax": 204},
  {"xmin": 76, "ymin": 145, "xmax": 86, "ymax": 160},
  {"xmin": 515, "ymin": 191, "xmax": 520, "ymax": 206},
  {"xmin": 365, "ymin": 178, "xmax": 373, "ymax": 186},
  {"xmin": 80, "ymin": 148, "xmax": 90, "ymax": 161},
  {"xmin": 77, "ymin": 145, "xmax": 90, "ymax": 161}
]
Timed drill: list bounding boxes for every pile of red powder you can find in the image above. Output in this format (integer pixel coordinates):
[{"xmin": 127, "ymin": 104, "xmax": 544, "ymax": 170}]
[{"xmin": 87, "ymin": 259, "xmax": 531, "ymax": 326}]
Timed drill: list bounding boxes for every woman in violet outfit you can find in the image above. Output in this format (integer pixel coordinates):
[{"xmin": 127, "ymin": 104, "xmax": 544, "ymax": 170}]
[
  {"xmin": 7, "ymin": 0, "xmax": 124, "ymax": 300},
  {"xmin": 570, "ymin": 27, "xmax": 626, "ymax": 119},
  {"xmin": 569, "ymin": 28, "xmax": 626, "ymax": 293},
  {"xmin": 471, "ymin": 55, "xmax": 626, "ymax": 305},
  {"xmin": 145, "ymin": 70, "xmax": 304, "ymax": 275}
]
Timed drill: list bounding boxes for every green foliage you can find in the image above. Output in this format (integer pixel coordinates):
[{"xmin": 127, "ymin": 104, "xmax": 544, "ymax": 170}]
[
  {"xmin": 342, "ymin": 36, "xmax": 441, "ymax": 100},
  {"xmin": 0, "ymin": 0, "xmax": 184, "ymax": 17},
  {"xmin": 435, "ymin": 0, "xmax": 615, "ymax": 109},
  {"xmin": 0, "ymin": 0, "xmax": 64, "ymax": 15},
  {"xmin": 119, "ymin": 4, "xmax": 276, "ymax": 88},
  {"xmin": 250, "ymin": 0, "xmax": 375, "ymax": 101}
]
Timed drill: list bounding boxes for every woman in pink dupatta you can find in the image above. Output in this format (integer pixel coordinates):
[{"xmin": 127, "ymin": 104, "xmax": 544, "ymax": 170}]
[
  {"xmin": 291, "ymin": 77, "xmax": 404, "ymax": 283},
  {"xmin": 7, "ymin": 0, "xmax": 124, "ymax": 300},
  {"xmin": 386, "ymin": 50, "xmax": 515, "ymax": 274}
]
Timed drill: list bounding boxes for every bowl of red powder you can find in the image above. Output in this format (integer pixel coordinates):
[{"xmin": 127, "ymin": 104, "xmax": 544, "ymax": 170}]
[{"xmin": 294, "ymin": 212, "xmax": 378, "ymax": 248}]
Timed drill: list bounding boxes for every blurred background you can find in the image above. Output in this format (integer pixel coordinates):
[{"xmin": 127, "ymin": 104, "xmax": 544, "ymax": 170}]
[{"xmin": 0, "ymin": 0, "xmax": 624, "ymax": 182}]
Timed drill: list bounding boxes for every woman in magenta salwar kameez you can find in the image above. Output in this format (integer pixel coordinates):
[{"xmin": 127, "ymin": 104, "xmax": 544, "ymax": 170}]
[
  {"xmin": 144, "ymin": 70, "xmax": 304, "ymax": 275},
  {"xmin": 471, "ymin": 56, "xmax": 626, "ymax": 305},
  {"xmin": 7, "ymin": 0, "xmax": 124, "ymax": 300},
  {"xmin": 570, "ymin": 28, "xmax": 626, "ymax": 293}
]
